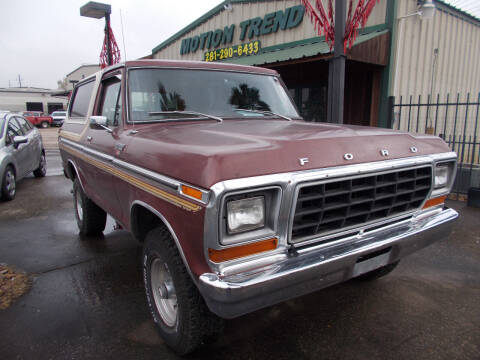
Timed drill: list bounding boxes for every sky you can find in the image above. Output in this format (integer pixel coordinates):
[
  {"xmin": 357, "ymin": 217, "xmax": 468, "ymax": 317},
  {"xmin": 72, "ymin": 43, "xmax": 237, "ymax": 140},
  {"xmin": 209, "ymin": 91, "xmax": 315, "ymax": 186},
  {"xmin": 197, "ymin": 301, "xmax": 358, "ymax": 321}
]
[
  {"xmin": 0, "ymin": 0, "xmax": 222, "ymax": 89},
  {"xmin": 1, "ymin": 0, "xmax": 478, "ymax": 90}
]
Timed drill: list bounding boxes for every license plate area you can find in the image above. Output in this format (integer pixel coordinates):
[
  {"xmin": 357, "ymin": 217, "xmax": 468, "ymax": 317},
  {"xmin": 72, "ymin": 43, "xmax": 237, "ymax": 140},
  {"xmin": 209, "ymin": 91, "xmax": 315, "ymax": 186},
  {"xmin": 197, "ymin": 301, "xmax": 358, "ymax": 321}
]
[{"xmin": 353, "ymin": 247, "xmax": 392, "ymax": 277}]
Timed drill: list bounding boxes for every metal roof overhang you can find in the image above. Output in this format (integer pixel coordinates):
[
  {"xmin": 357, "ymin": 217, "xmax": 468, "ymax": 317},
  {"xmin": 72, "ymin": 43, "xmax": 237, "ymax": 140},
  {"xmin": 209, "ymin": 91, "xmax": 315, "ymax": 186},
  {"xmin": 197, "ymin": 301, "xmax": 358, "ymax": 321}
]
[{"xmin": 223, "ymin": 29, "xmax": 389, "ymax": 66}]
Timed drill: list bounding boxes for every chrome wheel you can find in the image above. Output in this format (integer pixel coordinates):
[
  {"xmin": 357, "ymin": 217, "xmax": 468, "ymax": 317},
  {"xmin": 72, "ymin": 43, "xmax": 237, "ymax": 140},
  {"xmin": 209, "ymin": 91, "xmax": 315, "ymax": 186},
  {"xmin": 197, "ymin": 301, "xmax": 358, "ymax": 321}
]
[
  {"xmin": 5, "ymin": 169, "xmax": 15, "ymax": 197},
  {"xmin": 75, "ymin": 187, "xmax": 83, "ymax": 221},
  {"xmin": 150, "ymin": 258, "xmax": 178, "ymax": 327}
]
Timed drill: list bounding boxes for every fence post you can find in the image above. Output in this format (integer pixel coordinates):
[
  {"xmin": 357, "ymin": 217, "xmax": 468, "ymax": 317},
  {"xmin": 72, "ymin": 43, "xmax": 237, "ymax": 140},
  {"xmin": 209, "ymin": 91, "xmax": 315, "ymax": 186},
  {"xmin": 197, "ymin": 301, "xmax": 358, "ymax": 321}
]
[
  {"xmin": 416, "ymin": 94, "xmax": 421, "ymax": 133},
  {"xmin": 387, "ymin": 96, "xmax": 395, "ymax": 129},
  {"xmin": 434, "ymin": 93, "xmax": 440, "ymax": 135}
]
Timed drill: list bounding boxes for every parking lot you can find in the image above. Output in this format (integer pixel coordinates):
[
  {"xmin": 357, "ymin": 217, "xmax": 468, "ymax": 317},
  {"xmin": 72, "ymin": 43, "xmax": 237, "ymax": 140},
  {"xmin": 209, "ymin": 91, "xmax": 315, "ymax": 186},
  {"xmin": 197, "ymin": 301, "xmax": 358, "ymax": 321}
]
[{"xmin": 0, "ymin": 146, "xmax": 479, "ymax": 359}]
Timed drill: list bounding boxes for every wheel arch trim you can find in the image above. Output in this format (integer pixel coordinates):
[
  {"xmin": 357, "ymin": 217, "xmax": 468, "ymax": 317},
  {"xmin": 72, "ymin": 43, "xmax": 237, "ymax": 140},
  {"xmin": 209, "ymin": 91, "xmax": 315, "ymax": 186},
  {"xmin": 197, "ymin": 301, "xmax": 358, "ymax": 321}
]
[
  {"xmin": 130, "ymin": 200, "xmax": 196, "ymax": 282},
  {"xmin": 66, "ymin": 159, "xmax": 87, "ymax": 194}
]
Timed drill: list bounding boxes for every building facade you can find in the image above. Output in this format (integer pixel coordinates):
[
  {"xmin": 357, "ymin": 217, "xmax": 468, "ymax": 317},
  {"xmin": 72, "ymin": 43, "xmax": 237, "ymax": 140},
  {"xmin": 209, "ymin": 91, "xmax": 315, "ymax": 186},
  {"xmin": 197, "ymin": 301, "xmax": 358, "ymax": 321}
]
[
  {"xmin": 151, "ymin": 0, "xmax": 480, "ymax": 137},
  {"xmin": 0, "ymin": 87, "xmax": 68, "ymax": 114},
  {"xmin": 65, "ymin": 64, "xmax": 101, "ymax": 90}
]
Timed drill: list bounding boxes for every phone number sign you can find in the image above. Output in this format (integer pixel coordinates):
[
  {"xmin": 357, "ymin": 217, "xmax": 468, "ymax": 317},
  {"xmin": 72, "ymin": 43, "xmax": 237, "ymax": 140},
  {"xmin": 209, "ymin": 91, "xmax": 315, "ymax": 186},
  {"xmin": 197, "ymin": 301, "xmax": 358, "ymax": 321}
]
[{"xmin": 204, "ymin": 41, "xmax": 260, "ymax": 62}]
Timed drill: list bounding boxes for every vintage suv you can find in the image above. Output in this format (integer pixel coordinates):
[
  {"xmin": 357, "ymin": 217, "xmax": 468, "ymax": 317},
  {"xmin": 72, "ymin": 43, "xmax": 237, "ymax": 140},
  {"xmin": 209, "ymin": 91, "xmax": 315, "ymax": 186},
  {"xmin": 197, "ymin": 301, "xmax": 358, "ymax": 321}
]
[{"xmin": 59, "ymin": 60, "xmax": 458, "ymax": 354}]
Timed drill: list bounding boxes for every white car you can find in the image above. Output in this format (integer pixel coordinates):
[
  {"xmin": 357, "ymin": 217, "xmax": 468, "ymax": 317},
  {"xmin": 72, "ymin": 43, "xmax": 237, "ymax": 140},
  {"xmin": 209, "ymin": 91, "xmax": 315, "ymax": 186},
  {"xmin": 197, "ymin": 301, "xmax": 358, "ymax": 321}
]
[{"xmin": 50, "ymin": 111, "xmax": 67, "ymax": 127}]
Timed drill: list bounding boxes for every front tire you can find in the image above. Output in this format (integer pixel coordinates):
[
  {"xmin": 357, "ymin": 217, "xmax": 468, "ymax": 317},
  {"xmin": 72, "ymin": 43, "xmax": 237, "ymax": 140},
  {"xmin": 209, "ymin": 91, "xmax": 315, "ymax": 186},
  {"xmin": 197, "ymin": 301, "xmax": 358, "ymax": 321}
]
[
  {"xmin": 41, "ymin": 121, "xmax": 49, "ymax": 128},
  {"xmin": 33, "ymin": 152, "xmax": 47, "ymax": 177},
  {"xmin": 73, "ymin": 178, "xmax": 106, "ymax": 236},
  {"xmin": 143, "ymin": 227, "xmax": 223, "ymax": 355},
  {"xmin": 1, "ymin": 166, "xmax": 16, "ymax": 201}
]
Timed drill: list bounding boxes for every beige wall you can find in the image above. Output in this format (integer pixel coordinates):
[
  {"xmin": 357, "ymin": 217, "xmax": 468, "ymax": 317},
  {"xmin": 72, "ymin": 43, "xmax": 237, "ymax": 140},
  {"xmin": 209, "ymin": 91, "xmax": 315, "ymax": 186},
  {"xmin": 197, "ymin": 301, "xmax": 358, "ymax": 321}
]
[
  {"xmin": 66, "ymin": 65, "xmax": 100, "ymax": 90},
  {"xmin": 392, "ymin": 0, "xmax": 480, "ymax": 140},
  {"xmin": 153, "ymin": 0, "xmax": 386, "ymax": 61},
  {"xmin": 0, "ymin": 90, "xmax": 68, "ymax": 113}
]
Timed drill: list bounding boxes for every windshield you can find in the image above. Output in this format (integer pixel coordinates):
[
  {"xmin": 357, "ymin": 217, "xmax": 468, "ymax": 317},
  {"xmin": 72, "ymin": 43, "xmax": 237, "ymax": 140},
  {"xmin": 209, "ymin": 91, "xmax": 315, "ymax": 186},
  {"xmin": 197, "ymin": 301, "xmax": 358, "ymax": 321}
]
[
  {"xmin": 128, "ymin": 68, "xmax": 299, "ymax": 122},
  {"xmin": 52, "ymin": 111, "xmax": 66, "ymax": 116}
]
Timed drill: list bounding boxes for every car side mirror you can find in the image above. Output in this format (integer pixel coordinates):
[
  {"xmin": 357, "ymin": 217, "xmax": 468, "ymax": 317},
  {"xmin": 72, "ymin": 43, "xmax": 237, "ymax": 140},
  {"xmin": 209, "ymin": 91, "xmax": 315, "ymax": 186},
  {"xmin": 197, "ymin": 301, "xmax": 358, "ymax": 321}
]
[
  {"xmin": 13, "ymin": 135, "xmax": 28, "ymax": 148},
  {"xmin": 89, "ymin": 116, "xmax": 112, "ymax": 133}
]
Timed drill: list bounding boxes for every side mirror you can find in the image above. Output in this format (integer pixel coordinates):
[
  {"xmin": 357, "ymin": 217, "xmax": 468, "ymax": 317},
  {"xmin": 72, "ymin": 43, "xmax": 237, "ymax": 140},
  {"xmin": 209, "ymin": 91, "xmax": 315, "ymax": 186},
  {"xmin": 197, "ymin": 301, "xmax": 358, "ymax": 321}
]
[
  {"xmin": 89, "ymin": 116, "xmax": 112, "ymax": 133},
  {"xmin": 13, "ymin": 135, "xmax": 28, "ymax": 148}
]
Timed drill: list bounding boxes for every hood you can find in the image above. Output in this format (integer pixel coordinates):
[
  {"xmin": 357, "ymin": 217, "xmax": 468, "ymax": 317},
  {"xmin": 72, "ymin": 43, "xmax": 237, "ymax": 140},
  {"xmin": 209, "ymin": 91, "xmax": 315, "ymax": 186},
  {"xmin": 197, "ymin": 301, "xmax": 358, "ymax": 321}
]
[{"xmin": 121, "ymin": 119, "xmax": 452, "ymax": 189}]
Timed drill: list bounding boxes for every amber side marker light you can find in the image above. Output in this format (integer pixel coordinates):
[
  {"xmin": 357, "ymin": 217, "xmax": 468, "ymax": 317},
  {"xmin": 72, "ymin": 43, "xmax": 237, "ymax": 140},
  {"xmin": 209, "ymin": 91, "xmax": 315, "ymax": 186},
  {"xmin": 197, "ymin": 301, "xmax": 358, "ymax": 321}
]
[
  {"xmin": 209, "ymin": 238, "xmax": 278, "ymax": 263},
  {"xmin": 181, "ymin": 185, "xmax": 203, "ymax": 200},
  {"xmin": 423, "ymin": 195, "xmax": 447, "ymax": 209}
]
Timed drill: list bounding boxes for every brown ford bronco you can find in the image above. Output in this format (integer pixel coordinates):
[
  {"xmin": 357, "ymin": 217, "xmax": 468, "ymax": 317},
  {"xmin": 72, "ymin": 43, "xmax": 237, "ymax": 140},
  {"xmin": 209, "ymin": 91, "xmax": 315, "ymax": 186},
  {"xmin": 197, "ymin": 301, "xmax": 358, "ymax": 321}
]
[{"xmin": 59, "ymin": 60, "xmax": 458, "ymax": 355}]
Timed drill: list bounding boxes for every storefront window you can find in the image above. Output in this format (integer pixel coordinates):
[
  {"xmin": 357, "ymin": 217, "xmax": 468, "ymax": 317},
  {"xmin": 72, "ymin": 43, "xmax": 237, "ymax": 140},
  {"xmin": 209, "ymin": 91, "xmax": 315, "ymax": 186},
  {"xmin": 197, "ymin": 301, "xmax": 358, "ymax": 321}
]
[{"xmin": 289, "ymin": 85, "xmax": 327, "ymax": 122}]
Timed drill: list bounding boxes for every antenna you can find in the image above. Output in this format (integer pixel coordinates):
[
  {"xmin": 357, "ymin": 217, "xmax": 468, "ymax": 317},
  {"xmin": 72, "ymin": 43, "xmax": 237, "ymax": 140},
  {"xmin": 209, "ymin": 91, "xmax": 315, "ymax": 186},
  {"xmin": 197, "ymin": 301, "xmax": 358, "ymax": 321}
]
[{"xmin": 120, "ymin": 9, "xmax": 127, "ymax": 60}]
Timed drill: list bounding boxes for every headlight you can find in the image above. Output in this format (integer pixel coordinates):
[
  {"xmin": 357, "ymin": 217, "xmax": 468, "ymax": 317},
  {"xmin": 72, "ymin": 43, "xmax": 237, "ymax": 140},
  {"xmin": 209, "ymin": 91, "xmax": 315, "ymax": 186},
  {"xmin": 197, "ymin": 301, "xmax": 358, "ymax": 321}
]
[
  {"xmin": 227, "ymin": 196, "xmax": 265, "ymax": 234},
  {"xmin": 434, "ymin": 164, "xmax": 449, "ymax": 188}
]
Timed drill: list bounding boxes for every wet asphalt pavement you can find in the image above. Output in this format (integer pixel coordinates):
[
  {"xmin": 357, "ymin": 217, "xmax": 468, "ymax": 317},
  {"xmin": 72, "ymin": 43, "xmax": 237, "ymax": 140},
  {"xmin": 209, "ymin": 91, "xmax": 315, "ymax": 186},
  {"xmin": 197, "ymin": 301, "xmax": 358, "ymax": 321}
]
[{"xmin": 0, "ymin": 154, "xmax": 479, "ymax": 359}]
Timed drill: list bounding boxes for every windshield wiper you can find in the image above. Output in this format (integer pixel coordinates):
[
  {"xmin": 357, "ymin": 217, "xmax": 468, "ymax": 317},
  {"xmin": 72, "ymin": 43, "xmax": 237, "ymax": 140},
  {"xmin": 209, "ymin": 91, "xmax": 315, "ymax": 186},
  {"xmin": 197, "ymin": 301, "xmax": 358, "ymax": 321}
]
[
  {"xmin": 148, "ymin": 110, "xmax": 223, "ymax": 123},
  {"xmin": 234, "ymin": 109, "xmax": 292, "ymax": 121}
]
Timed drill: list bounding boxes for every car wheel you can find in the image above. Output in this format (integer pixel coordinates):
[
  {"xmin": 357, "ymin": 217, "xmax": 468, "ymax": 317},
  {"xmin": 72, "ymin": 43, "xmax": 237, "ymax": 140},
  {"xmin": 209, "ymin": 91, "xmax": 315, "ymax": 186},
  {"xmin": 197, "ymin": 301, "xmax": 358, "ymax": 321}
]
[
  {"xmin": 1, "ymin": 166, "xmax": 16, "ymax": 201},
  {"xmin": 33, "ymin": 152, "xmax": 47, "ymax": 177},
  {"xmin": 73, "ymin": 178, "xmax": 106, "ymax": 236},
  {"xmin": 143, "ymin": 226, "xmax": 224, "ymax": 355},
  {"xmin": 354, "ymin": 261, "xmax": 400, "ymax": 281},
  {"xmin": 41, "ymin": 121, "xmax": 49, "ymax": 128}
]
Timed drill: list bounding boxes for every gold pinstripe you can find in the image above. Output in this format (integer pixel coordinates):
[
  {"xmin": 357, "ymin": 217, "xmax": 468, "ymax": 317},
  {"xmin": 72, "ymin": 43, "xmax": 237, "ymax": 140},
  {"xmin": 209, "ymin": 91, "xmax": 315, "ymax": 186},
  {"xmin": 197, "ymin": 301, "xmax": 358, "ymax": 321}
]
[
  {"xmin": 60, "ymin": 143, "xmax": 202, "ymax": 212},
  {"xmin": 59, "ymin": 131, "xmax": 82, "ymax": 141}
]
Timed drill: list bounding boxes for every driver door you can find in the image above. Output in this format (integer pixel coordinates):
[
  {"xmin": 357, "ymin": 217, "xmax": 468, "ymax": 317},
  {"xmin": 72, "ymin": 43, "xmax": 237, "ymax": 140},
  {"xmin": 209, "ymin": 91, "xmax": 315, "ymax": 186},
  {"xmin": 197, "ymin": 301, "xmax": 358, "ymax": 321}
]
[
  {"xmin": 5, "ymin": 118, "xmax": 29, "ymax": 178},
  {"xmin": 83, "ymin": 70, "xmax": 124, "ymax": 218}
]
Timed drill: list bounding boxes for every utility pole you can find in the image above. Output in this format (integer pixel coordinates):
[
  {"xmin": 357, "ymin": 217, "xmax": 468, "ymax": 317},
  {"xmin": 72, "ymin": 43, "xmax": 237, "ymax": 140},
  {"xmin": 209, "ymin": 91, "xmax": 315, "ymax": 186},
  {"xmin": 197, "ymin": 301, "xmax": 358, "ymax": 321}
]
[
  {"xmin": 327, "ymin": 0, "xmax": 346, "ymax": 124},
  {"xmin": 17, "ymin": 74, "xmax": 23, "ymax": 88}
]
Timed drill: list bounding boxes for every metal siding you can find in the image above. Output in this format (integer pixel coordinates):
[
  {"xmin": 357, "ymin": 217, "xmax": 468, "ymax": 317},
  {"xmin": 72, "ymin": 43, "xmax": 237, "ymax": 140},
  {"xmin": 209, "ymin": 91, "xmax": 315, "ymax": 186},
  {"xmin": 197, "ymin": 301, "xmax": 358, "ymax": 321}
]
[
  {"xmin": 153, "ymin": 0, "xmax": 387, "ymax": 61},
  {"xmin": 392, "ymin": 0, "xmax": 480, "ymax": 138}
]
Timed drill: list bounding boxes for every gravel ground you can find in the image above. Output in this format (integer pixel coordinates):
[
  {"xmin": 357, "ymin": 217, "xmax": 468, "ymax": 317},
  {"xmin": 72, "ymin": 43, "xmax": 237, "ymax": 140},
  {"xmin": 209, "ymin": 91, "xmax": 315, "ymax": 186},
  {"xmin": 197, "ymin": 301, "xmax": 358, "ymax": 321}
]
[{"xmin": 0, "ymin": 265, "xmax": 30, "ymax": 310}]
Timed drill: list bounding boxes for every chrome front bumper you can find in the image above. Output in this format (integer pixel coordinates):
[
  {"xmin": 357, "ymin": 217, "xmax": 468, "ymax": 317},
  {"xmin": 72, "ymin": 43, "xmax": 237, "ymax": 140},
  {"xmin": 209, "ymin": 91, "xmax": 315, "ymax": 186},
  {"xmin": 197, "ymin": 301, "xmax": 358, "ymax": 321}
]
[{"xmin": 197, "ymin": 207, "xmax": 458, "ymax": 319}]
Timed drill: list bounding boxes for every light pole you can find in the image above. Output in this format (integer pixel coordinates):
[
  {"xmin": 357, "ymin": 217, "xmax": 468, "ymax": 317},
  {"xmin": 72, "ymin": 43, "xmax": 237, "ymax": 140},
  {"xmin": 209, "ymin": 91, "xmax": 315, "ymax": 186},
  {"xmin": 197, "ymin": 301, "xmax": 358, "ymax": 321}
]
[{"xmin": 80, "ymin": 1, "xmax": 113, "ymax": 66}]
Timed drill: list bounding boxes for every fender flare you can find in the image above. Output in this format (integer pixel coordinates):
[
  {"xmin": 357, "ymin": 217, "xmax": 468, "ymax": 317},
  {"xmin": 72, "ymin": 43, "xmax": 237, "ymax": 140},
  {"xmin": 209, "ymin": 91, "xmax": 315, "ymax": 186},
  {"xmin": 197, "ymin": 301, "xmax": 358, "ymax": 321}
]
[{"xmin": 130, "ymin": 200, "xmax": 197, "ymax": 282}]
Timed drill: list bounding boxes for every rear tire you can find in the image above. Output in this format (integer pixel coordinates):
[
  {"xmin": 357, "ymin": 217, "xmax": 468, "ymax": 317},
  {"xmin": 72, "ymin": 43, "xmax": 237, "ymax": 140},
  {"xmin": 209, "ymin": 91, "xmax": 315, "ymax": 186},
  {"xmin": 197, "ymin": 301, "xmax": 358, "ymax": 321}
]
[
  {"xmin": 143, "ymin": 227, "xmax": 224, "ymax": 355},
  {"xmin": 354, "ymin": 261, "xmax": 400, "ymax": 281},
  {"xmin": 73, "ymin": 178, "xmax": 106, "ymax": 236},
  {"xmin": 33, "ymin": 152, "xmax": 47, "ymax": 177},
  {"xmin": 1, "ymin": 166, "xmax": 16, "ymax": 201}
]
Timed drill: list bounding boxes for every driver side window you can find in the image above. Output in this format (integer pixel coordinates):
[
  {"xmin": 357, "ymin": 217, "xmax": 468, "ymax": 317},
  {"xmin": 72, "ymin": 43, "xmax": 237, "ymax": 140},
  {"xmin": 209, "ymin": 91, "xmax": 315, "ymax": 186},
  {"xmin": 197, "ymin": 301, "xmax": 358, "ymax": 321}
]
[
  {"xmin": 100, "ymin": 74, "xmax": 122, "ymax": 127},
  {"xmin": 6, "ymin": 119, "xmax": 24, "ymax": 146}
]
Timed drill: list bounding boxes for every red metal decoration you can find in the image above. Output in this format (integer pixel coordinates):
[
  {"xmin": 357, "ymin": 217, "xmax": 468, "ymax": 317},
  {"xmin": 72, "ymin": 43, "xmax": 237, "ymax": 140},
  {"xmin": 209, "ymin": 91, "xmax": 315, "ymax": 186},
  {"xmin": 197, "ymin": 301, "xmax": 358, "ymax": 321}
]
[
  {"xmin": 301, "ymin": 0, "xmax": 380, "ymax": 52},
  {"xmin": 99, "ymin": 22, "xmax": 121, "ymax": 69}
]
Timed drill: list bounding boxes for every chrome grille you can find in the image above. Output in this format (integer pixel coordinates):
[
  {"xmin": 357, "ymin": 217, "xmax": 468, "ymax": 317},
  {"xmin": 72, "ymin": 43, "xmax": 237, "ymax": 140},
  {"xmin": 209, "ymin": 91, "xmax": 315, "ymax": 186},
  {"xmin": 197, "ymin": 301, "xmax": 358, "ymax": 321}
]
[{"xmin": 290, "ymin": 166, "xmax": 432, "ymax": 243}]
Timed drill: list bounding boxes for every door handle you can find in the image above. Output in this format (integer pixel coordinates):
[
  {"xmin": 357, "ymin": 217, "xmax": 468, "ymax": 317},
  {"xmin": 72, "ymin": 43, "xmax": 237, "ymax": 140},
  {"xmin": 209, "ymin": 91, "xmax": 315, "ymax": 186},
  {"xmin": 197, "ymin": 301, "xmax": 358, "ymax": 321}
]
[
  {"xmin": 115, "ymin": 143, "xmax": 126, "ymax": 151},
  {"xmin": 86, "ymin": 136, "xmax": 93, "ymax": 142}
]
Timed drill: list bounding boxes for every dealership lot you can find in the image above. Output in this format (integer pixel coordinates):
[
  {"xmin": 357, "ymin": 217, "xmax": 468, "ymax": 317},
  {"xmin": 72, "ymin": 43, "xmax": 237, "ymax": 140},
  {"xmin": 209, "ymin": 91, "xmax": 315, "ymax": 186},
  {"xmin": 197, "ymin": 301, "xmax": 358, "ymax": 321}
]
[{"xmin": 0, "ymin": 153, "xmax": 479, "ymax": 359}]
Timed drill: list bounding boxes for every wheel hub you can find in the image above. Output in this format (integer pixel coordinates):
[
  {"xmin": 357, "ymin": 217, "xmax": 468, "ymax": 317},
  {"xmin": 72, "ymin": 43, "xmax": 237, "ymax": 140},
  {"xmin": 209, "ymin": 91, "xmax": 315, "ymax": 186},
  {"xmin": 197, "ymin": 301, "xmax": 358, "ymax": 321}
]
[{"xmin": 151, "ymin": 259, "xmax": 178, "ymax": 327}]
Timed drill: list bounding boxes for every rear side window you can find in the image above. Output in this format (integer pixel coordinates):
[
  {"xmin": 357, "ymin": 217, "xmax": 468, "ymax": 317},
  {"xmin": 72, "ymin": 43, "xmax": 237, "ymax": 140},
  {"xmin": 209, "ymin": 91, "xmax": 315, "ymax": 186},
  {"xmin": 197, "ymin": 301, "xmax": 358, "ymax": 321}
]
[{"xmin": 70, "ymin": 81, "xmax": 95, "ymax": 118}]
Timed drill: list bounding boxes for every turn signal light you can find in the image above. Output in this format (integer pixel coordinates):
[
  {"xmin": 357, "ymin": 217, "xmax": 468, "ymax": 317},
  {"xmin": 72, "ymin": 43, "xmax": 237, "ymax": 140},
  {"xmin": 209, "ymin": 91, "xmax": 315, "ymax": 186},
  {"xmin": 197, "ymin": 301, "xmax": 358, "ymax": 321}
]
[
  {"xmin": 181, "ymin": 185, "xmax": 202, "ymax": 200},
  {"xmin": 208, "ymin": 237, "xmax": 278, "ymax": 263},
  {"xmin": 422, "ymin": 195, "xmax": 447, "ymax": 209}
]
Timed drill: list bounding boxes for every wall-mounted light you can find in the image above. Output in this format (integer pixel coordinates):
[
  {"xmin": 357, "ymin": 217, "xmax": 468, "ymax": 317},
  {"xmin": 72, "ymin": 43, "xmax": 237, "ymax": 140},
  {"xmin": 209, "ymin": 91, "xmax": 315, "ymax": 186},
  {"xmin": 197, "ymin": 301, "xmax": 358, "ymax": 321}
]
[
  {"xmin": 223, "ymin": 3, "xmax": 233, "ymax": 12},
  {"xmin": 399, "ymin": 0, "xmax": 436, "ymax": 20}
]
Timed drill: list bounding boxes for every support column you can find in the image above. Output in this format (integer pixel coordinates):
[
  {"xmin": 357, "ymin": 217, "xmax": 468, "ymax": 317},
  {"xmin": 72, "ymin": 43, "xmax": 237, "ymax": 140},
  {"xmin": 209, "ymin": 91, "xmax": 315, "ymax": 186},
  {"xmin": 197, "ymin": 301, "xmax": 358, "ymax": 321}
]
[{"xmin": 327, "ymin": 0, "xmax": 346, "ymax": 124}]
